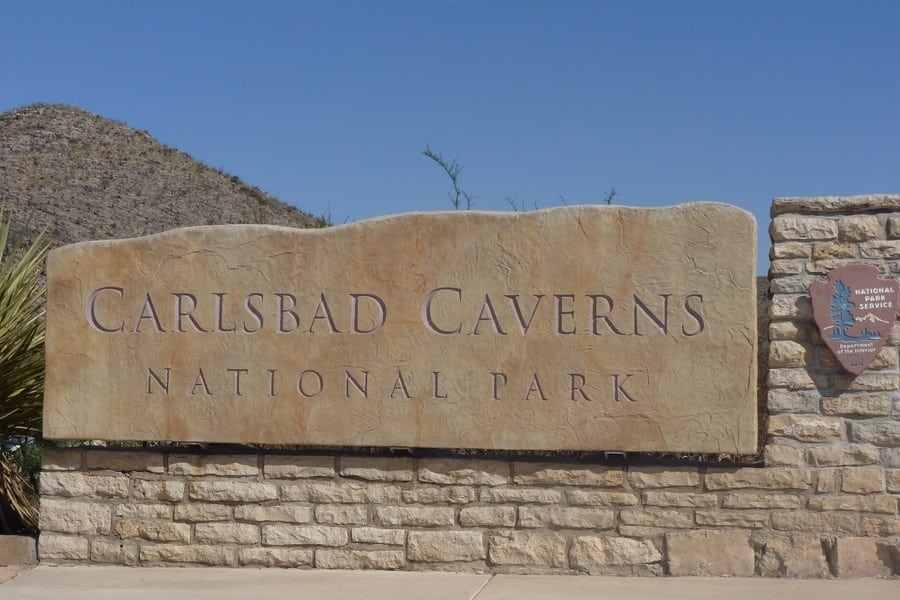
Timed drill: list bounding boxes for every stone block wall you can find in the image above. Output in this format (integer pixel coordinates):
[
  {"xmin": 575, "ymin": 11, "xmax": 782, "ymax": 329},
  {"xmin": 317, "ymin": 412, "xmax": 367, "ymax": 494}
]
[{"xmin": 37, "ymin": 195, "xmax": 900, "ymax": 576}]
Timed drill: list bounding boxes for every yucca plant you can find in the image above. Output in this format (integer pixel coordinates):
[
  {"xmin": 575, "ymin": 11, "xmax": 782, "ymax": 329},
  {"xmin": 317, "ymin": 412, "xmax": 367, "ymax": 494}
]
[{"xmin": 0, "ymin": 211, "xmax": 49, "ymax": 532}]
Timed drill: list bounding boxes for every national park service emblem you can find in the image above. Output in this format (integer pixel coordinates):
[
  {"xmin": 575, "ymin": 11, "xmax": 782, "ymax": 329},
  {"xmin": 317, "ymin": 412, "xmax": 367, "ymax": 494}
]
[{"xmin": 810, "ymin": 264, "xmax": 898, "ymax": 374}]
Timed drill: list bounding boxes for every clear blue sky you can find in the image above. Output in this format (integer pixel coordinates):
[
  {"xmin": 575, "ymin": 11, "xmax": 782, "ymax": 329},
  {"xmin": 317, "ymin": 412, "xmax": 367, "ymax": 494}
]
[{"xmin": 3, "ymin": 1, "xmax": 899, "ymax": 273}]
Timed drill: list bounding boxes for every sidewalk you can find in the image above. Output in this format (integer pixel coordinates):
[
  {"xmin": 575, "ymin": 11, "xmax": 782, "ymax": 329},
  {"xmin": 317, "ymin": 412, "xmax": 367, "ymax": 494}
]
[{"xmin": 1, "ymin": 566, "xmax": 897, "ymax": 599}]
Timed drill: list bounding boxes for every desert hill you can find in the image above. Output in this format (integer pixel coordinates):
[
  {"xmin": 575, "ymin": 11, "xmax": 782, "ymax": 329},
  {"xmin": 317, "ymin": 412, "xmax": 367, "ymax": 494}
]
[{"xmin": 0, "ymin": 104, "xmax": 319, "ymax": 249}]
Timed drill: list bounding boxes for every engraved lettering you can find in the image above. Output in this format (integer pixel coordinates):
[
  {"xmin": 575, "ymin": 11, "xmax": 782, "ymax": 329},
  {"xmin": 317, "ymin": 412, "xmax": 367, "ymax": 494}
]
[
  {"xmin": 227, "ymin": 368, "xmax": 248, "ymax": 395},
  {"xmin": 633, "ymin": 294, "xmax": 670, "ymax": 335},
  {"xmin": 569, "ymin": 373, "xmax": 592, "ymax": 401},
  {"xmin": 345, "ymin": 369, "xmax": 369, "ymax": 398},
  {"xmin": 472, "ymin": 294, "xmax": 506, "ymax": 335},
  {"xmin": 243, "ymin": 293, "xmax": 264, "ymax": 333},
  {"xmin": 525, "ymin": 373, "xmax": 548, "ymax": 401},
  {"xmin": 267, "ymin": 369, "xmax": 277, "ymax": 396},
  {"xmin": 350, "ymin": 293, "xmax": 387, "ymax": 334},
  {"xmin": 87, "ymin": 286, "xmax": 125, "ymax": 333},
  {"xmin": 191, "ymin": 369, "xmax": 211, "ymax": 395},
  {"xmin": 276, "ymin": 293, "xmax": 300, "ymax": 333},
  {"xmin": 682, "ymin": 294, "xmax": 705, "ymax": 336},
  {"xmin": 390, "ymin": 371, "xmax": 412, "ymax": 399},
  {"xmin": 555, "ymin": 294, "xmax": 576, "ymax": 334},
  {"xmin": 174, "ymin": 293, "xmax": 208, "ymax": 333},
  {"xmin": 431, "ymin": 371, "xmax": 448, "ymax": 399},
  {"xmin": 505, "ymin": 294, "xmax": 544, "ymax": 335},
  {"xmin": 214, "ymin": 293, "xmax": 237, "ymax": 332},
  {"xmin": 135, "ymin": 293, "xmax": 165, "ymax": 333},
  {"xmin": 613, "ymin": 373, "xmax": 636, "ymax": 402},
  {"xmin": 422, "ymin": 287, "xmax": 462, "ymax": 335},
  {"xmin": 297, "ymin": 369, "xmax": 324, "ymax": 397},
  {"xmin": 589, "ymin": 294, "xmax": 627, "ymax": 336},
  {"xmin": 147, "ymin": 367, "xmax": 170, "ymax": 394},
  {"xmin": 491, "ymin": 372, "xmax": 508, "ymax": 400},
  {"xmin": 309, "ymin": 293, "xmax": 341, "ymax": 333}
]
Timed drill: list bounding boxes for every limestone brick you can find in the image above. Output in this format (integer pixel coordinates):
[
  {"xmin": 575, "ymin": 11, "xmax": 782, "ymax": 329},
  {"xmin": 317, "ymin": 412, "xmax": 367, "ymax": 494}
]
[
  {"xmin": 769, "ymin": 295, "xmax": 813, "ymax": 321},
  {"xmin": 261, "ymin": 524, "xmax": 348, "ymax": 547},
  {"xmin": 570, "ymin": 536, "xmax": 661, "ymax": 571},
  {"xmin": 418, "ymin": 458, "xmax": 508, "ymax": 485},
  {"xmin": 807, "ymin": 494, "xmax": 896, "ymax": 514},
  {"xmin": 816, "ymin": 469, "xmax": 837, "ymax": 493},
  {"xmin": 195, "ymin": 523, "xmax": 260, "ymax": 545},
  {"xmin": 768, "ymin": 341, "xmax": 810, "ymax": 368},
  {"xmin": 139, "ymin": 543, "xmax": 232, "ymax": 566},
  {"xmin": 38, "ymin": 534, "xmax": 89, "ymax": 561},
  {"xmin": 115, "ymin": 503, "xmax": 172, "ymax": 519},
  {"xmin": 479, "ymin": 487, "xmax": 562, "ymax": 504},
  {"xmin": 85, "ymin": 450, "xmax": 164, "ymax": 473},
  {"xmin": 811, "ymin": 241, "xmax": 857, "ymax": 259},
  {"xmin": 704, "ymin": 468, "xmax": 812, "ymax": 491},
  {"xmin": 281, "ymin": 482, "xmax": 401, "ymax": 503},
  {"xmin": 264, "ymin": 455, "xmax": 335, "ymax": 479},
  {"xmin": 767, "ymin": 368, "xmax": 828, "ymax": 390},
  {"xmin": 770, "ymin": 241, "xmax": 811, "ymax": 259},
  {"xmin": 40, "ymin": 471, "xmax": 129, "ymax": 499},
  {"xmin": 169, "ymin": 454, "xmax": 258, "ymax": 477},
  {"xmin": 513, "ymin": 463, "xmax": 624, "ymax": 487},
  {"xmin": 373, "ymin": 506, "xmax": 455, "ymax": 527},
  {"xmin": 133, "ymin": 479, "xmax": 185, "ymax": 502},
  {"xmin": 238, "ymin": 547, "xmax": 314, "ymax": 567},
  {"xmin": 315, "ymin": 549, "xmax": 405, "ymax": 570},
  {"xmin": 315, "ymin": 504, "xmax": 368, "ymax": 525},
  {"xmin": 767, "ymin": 414, "xmax": 843, "ymax": 442},
  {"xmin": 487, "ymin": 531, "xmax": 567, "ymax": 568},
  {"xmin": 518, "ymin": 506, "xmax": 615, "ymax": 529},
  {"xmin": 767, "ymin": 390, "xmax": 821, "ymax": 413},
  {"xmin": 764, "ymin": 445, "xmax": 804, "ymax": 467},
  {"xmin": 565, "ymin": 491, "xmax": 639, "ymax": 506},
  {"xmin": 401, "ymin": 486, "xmax": 476, "ymax": 504},
  {"xmin": 756, "ymin": 534, "xmax": 829, "ymax": 578},
  {"xmin": 642, "ymin": 492, "xmax": 717, "ymax": 508},
  {"xmin": 887, "ymin": 469, "xmax": 900, "ymax": 492},
  {"xmin": 822, "ymin": 395, "xmax": 892, "ymax": 416},
  {"xmin": 40, "ymin": 498, "xmax": 111, "ymax": 535},
  {"xmin": 840, "ymin": 467, "xmax": 885, "ymax": 494},
  {"xmin": 339, "ymin": 456, "xmax": 414, "ymax": 482},
  {"xmin": 174, "ymin": 503, "xmax": 231, "ymax": 522},
  {"xmin": 850, "ymin": 420, "xmax": 900, "ymax": 446},
  {"xmin": 694, "ymin": 510, "xmax": 768, "ymax": 528},
  {"xmin": 859, "ymin": 240, "xmax": 900, "ymax": 259},
  {"xmin": 234, "ymin": 504, "xmax": 312, "ymax": 523},
  {"xmin": 188, "ymin": 481, "xmax": 277, "ymax": 502},
  {"xmin": 838, "ymin": 216, "xmax": 881, "ymax": 241},
  {"xmin": 807, "ymin": 444, "xmax": 880, "ymax": 467},
  {"xmin": 833, "ymin": 537, "xmax": 895, "ymax": 577},
  {"xmin": 721, "ymin": 493, "xmax": 800, "ymax": 510},
  {"xmin": 459, "ymin": 506, "xmax": 516, "ymax": 528},
  {"xmin": 407, "ymin": 530, "xmax": 485, "ymax": 562},
  {"xmin": 618, "ymin": 509, "xmax": 693, "ymax": 528},
  {"xmin": 351, "ymin": 527, "xmax": 406, "ymax": 545},
  {"xmin": 769, "ymin": 260, "xmax": 804, "ymax": 276},
  {"xmin": 626, "ymin": 468, "xmax": 699, "ymax": 489},
  {"xmin": 835, "ymin": 372, "xmax": 899, "ymax": 392},
  {"xmin": 770, "ymin": 216, "xmax": 837, "ymax": 242},
  {"xmin": 666, "ymin": 530, "xmax": 754, "ymax": 576},
  {"xmin": 113, "ymin": 519, "xmax": 191, "ymax": 543},
  {"xmin": 90, "ymin": 539, "xmax": 139, "ymax": 565}
]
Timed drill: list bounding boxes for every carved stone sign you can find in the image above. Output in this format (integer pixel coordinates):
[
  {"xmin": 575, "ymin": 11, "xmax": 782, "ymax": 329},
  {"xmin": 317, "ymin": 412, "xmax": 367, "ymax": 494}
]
[
  {"xmin": 43, "ymin": 204, "xmax": 758, "ymax": 453},
  {"xmin": 810, "ymin": 264, "xmax": 898, "ymax": 374}
]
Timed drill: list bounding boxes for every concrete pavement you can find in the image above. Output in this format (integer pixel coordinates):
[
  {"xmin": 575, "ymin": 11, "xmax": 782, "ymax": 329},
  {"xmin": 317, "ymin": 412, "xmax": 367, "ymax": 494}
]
[{"xmin": 1, "ymin": 566, "xmax": 897, "ymax": 599}]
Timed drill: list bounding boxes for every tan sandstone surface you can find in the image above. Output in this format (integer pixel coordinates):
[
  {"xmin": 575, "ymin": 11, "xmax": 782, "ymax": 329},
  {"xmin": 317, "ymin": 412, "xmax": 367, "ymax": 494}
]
[{"xmin": 43, "ymin": 204, "xmax": 757, "ymax": 452}]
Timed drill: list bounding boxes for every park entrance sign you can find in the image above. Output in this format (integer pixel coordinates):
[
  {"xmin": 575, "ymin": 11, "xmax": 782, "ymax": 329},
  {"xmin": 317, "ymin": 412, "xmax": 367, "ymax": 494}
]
[{"xmin": 43, "ymin": 204, "xmax": 757, "ymax": 453}]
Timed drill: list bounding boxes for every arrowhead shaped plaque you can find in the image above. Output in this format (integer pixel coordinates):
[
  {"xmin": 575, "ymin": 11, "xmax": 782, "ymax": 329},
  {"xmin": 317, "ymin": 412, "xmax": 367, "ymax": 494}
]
[{"xmin": 810, "ymin": 264, "xmax": 898, "ymax": 374}]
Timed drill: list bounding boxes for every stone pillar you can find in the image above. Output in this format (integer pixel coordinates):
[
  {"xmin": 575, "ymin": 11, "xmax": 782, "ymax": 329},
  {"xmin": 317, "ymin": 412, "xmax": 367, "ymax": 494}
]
[{"xmin": 768, "ymin": 195, "xmax": 900, "ymax": 577}]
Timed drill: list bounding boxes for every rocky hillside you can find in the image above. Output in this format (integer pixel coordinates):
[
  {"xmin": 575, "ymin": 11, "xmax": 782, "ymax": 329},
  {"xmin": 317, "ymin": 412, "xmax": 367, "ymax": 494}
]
[{"xmin": 0, "ymin": 104, "xmax": 319, "ymax": 249}]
